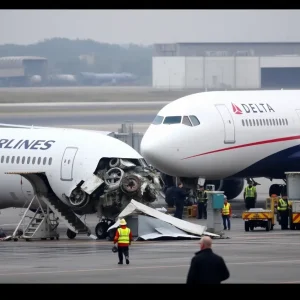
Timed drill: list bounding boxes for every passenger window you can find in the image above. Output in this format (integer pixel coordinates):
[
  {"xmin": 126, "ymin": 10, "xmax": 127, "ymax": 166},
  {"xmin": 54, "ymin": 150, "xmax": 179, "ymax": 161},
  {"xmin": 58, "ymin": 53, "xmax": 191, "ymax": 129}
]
[
  {"xmin": 22, "ymin": 156, "xmax": 25, "ymax": 164},
  {"xmin": 279, "ymin": 119, "xmax": 282, "ymax": 125},
  {"xmin": 32, "ymin": 157, "xmax": 36, "ymax": 164},
  {"xmin": 16, "ymin": 156, "xmax": 20, "ymax": 164},
  {"xmin": 259, "ymin": 119, "xmax": 262, "ymax": 126},
  {"xmin": 282, "ymin": 118, "xmax": 285, "ymax": 125},
  {"xmin": 269, "ymin": 119, "xmax": 272, "ymax": 126},
  {"xmin": 245, "ymin": 119, "xmax": 249, "ymax": 126},
  {"xmin": 182, "ymin": 116, "xmax": 192, "ymax": 126},
  {"xmin": 163, "ymin": 116, "xmax": 182, "ymax": 124},
  {"xmin": 11, "ymin": 156, "xmax": 15, "ymax": 164},
  {"xmin": 1, "ymin": 156, "xmax": 4, "ymax": 163},
  {"xmin": 37, "ymin": 157, "xmax": 41, "ymax": 165},
  {"xmin": 263, "ymin": 119, "xmax": 266, "ymax": 126},
  {"xmin": 266, "ymin": 119, "xmax": 269, "ymax": 126},
  {"xmin": 285, "ymin": 118, "xmax": 288, "ymax": 125},
  {"xmin": 189, "ymin": 115, "xmax": 200, "ymax": 126},
  {"xmin": 27, "ymin": 157, "xmax": 30, "ymax": 164},
  {"xmin": 249, "ymin": 120, "xmax": 252, "ymax": 126},
  {"xmin": 6, "ymin": 156, "xmax": 9, "ymax": 163},
  {"xmin": 272, "ymin": 119, "xmax": 275, "ymax": 126},
  {"xmin": 252, "ymin": 119, "xmax": 255, "ymax": 126},
  {"xmin": 43, "ymin": 157, "xmax": 47, "ymax": 165},
  {"xmin": 242, "ymin": 120, "xmax": 245, "ymax": 126},
  {"xmin": 152, "ymin": 115, "xmax": 164, "ymax": 125},
  {"xmin": 48, "ymin": 157, "xmax": 52, "ymax": 165},
  {"xmin": 256, "ymin": 119, "xmax": 259, "ymax": 126},
  {"xmin": 276, "ymin": 119, "xmax": 279, "ymax": 126}
]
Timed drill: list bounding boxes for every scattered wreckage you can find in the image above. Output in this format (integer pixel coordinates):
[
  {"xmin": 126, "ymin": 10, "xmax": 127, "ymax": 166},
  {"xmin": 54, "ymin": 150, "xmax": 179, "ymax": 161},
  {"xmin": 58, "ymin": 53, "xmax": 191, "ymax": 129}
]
[
  {"xmin": 68, "ymin": 157, "xmax": 164, "ymax": 239},
  {"xmin": 107, "ymin": 199, "xmax": 220, "ymax": 241}
]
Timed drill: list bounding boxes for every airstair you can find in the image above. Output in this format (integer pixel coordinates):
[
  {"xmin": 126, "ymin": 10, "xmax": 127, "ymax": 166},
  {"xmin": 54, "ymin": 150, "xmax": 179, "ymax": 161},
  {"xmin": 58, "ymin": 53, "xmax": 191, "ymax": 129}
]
[
  {"xmin": 12, "ymin": 193, "xmax": 91, "ymax": 241},
  {"xmin": 9, "ymin": 172, "xmax": 93, "ymax": 241}
]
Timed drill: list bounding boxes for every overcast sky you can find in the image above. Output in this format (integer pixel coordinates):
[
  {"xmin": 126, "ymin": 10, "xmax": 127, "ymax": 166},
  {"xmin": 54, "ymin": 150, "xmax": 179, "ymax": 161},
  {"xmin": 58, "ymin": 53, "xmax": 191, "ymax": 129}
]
[{"xmin": 0, "ymin": 10, "xmax": 299, "ymax": 45}]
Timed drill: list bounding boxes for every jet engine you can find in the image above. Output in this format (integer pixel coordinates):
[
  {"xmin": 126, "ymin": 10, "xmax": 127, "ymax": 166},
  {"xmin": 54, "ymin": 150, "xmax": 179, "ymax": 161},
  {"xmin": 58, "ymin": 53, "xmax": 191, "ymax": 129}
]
[
  {"xmin": 66, "ymin": 157, "xmax": 163, "ymax": 218},
  {"xmin": 179, "ymin": 177, "xmax": 244, "ymax": 201},
  {"xmin": 204, "ymin": 178, "xmax": 245, "ymax": 200}
]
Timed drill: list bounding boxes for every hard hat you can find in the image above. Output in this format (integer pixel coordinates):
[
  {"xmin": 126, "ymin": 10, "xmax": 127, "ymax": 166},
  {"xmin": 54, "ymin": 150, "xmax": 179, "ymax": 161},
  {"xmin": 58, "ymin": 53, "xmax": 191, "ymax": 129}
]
[{"xmin": 119, "ymin": 218, "xmax": 127, "ymax": 225}]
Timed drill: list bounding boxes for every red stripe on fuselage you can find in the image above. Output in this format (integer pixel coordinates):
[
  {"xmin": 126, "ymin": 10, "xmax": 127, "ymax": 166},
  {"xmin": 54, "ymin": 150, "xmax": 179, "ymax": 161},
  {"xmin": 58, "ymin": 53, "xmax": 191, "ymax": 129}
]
[{"xmin": 181, "ymin": 135, "xmax": 300, "ymax": 160}]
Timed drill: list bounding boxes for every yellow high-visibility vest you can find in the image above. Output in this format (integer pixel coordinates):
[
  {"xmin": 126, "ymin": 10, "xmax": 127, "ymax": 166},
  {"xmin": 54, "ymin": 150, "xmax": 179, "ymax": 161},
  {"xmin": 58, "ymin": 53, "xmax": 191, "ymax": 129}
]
[
  {"xmin": 117, "ymin": 227, "xmax": 130, "ymax": 244},
  {"xmin": 245, "ymin": 186, "xmax": 256, "ymax": 197},
  {"xmin": 277, "ymin": 198, "xmax": 288, "ymax": 211},
  {"xmin": 222, "ymin": 203, "xmax": 231, "ymax": 215}
]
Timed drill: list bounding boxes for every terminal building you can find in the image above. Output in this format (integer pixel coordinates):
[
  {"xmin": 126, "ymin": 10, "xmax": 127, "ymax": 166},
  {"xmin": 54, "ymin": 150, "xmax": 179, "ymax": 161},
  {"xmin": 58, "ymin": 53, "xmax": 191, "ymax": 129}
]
[
  {"xmin": 0, "ymin": 56, "xmax": 48, "ymax": 87},
  {"xmin": 152, "ymin": 42, "xmax": 300, "ymax": 90}
]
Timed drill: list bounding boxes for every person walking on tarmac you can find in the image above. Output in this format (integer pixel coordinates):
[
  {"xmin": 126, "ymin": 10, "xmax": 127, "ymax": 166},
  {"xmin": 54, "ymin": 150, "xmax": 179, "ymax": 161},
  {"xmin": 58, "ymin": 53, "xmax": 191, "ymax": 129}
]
[
  {"xmin": 173, "ymin": 182, "xmax": 189, "ymax": 219},
  {"xmin": 186, "ymin": 236, "xmax": 230, "ymax": 284},
  {"xmin": 277, "ymin": 194, "xmax": 289, "ymax": 230},
  {"xmin": 221, "ymin": 195, "xmax": 232, "ymax": 230},
  {"xmin": 197, "ymin": 185, "xmax": 208, "ymax": 219},
  {"xmin": 243, "ymin": 181, "xmax": 257, "ymax": 210},
  {"xmin": 113, "ymin": 218, "xmax": 133, "ymax": 265}
]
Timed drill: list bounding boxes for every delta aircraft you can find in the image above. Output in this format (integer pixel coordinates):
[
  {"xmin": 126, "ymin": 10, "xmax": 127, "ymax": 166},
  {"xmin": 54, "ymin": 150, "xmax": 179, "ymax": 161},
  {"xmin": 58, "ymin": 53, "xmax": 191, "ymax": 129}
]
[
  {"xmin": 140, "ymin": 89, "xmax": 300, "ymax": 200},
  {"xmin": 0, "ymin": 124, "xmax": 163, "ymax": 239}
]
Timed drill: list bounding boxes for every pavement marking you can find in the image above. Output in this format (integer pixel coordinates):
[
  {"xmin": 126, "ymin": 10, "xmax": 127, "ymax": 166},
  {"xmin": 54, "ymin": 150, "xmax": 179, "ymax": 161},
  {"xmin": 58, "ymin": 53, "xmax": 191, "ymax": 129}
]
[{"xmin": 2, "ymin": 259, "xmax": 300, "ymax": 277}]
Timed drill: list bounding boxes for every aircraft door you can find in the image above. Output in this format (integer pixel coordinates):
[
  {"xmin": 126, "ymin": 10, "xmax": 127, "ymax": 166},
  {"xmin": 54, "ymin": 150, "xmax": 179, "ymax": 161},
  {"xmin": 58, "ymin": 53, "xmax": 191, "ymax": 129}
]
[
  {"xmin": 60, "ymin": 147, "xmax": 78, "ymax": 181},
  {"xmin": 215, "ymin": 104, "xmax": 236, "ymax": 144},
  {"xmin": 295, "ymin": 109, "xmax": 300, "ymax": 122}
]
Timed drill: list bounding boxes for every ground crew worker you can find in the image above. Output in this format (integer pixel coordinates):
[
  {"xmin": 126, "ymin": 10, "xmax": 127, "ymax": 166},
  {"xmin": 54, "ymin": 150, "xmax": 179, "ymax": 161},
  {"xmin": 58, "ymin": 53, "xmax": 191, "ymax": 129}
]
[
  {"xmin": 277, "ymin": 194, "xmax": 289, "ymax": 230},
  {"xmin": 113, "ymin": 218, "xmax": 133, "ymax": 265},
  {"xmin": 173, "ymin": 182, "xmax": 189, "ymax": 219},
  {"xmin": 196, "ymin": 185, "xmax": 208, "ymax": 219},
  {"xmin": 165, "ymin": 185, "xmax": 176, "ymax": 208},
  {"xmin": 243, "ymin": 181, "xmax": 257, "ymax": 210},
  {"xmin": 221, "ymin": 195, "xmax": 231, "ymax": 230}
]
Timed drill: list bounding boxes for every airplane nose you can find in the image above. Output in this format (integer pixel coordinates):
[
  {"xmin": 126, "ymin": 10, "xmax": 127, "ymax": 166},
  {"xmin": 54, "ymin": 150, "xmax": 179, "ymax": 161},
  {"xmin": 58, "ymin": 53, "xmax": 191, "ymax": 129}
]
[{"xmin": 140, "ymin": 126, "xmax": 180, "ymax": 173}]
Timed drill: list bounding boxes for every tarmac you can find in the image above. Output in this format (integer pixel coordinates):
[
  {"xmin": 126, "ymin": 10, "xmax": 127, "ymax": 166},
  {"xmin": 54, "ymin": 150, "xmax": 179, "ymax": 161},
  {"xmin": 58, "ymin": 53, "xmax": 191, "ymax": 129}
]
[{"xmin": 0, "ymin": 216, "xmax": 299, "ymax": 283}]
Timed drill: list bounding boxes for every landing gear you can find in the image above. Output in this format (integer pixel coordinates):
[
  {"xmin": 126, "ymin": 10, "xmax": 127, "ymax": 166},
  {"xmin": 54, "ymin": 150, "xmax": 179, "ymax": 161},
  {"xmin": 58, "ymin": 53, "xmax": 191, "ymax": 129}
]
[
  {"xmin": 95, "ymin": 219, "xmax": 115, "ymax": 239},
  {"xmin": 66, "ymin": 228, "xmax": 77, "ymax": 239}
]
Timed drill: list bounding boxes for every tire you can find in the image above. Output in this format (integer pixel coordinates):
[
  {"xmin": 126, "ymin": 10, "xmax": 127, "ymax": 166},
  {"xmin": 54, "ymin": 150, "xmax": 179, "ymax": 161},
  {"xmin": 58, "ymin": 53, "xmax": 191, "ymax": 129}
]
[
  {"xmin": 95, "ymin": 222, "xmax": 109, "ymax": 239},
  {"xmin": 245, "ymin": 222, "xmax": 250, "ymax": 232},
  {"xmin": 66, "ymin": 229, "xmax": 77, "ymax": 239},
  {"xmin": 266, "ymin": 220, "xmax": 271, "ymax": 231}
]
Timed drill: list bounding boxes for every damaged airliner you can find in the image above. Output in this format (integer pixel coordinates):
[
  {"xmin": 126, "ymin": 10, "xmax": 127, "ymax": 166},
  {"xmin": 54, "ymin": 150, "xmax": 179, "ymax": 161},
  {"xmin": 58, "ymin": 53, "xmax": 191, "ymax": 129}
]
[{"xmin": 0, "ymin": 126, "xmax": 164, "ymax": 240}]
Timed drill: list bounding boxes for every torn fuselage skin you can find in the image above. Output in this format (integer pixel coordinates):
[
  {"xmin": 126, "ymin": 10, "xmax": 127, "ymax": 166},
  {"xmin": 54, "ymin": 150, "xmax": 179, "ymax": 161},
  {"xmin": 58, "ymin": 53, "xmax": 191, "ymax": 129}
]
[{"xmin": 66, "ymin": 157, "xmax": 164, "ymax": 220}]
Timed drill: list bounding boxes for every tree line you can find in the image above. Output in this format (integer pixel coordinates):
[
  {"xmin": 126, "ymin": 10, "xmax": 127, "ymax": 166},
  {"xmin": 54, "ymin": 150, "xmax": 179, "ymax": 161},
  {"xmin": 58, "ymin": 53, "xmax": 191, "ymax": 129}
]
[{"xmin": 0, "ymin": 38, "xmax": 153, "ymax": 85}]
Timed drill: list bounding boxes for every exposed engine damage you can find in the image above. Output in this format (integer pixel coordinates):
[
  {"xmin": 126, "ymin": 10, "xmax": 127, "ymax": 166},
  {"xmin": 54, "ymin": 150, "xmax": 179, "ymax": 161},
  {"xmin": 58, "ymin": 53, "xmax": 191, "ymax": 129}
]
[{"xmin": 66, "ymin": 157, "xmax": 164, "ymax": 221}]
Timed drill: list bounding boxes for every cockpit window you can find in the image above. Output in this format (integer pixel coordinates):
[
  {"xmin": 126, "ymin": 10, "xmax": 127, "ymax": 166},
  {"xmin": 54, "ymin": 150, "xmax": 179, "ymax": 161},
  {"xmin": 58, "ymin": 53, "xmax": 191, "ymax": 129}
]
[
  {"xmin": 163, "ymin": 116, "xmax": 182, "ymax": 124},
  {"xmin": 182, "ymin": 116, "xmax": 192, "ymax": 126},
  {"xmin": 152, "ymin": 115, "xmax": 164, "ymax": 125},
  {"xmin": 189, "ymin": 115, "xmax": 200, "ymax": 126}
]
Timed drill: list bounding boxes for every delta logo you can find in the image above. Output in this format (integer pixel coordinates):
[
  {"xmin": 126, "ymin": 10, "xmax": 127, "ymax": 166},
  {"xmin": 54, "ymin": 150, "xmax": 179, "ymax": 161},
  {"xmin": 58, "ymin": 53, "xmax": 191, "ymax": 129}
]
[{"xmin": 231, "ymin": 103, "xmax": 275, "ymax": 115}]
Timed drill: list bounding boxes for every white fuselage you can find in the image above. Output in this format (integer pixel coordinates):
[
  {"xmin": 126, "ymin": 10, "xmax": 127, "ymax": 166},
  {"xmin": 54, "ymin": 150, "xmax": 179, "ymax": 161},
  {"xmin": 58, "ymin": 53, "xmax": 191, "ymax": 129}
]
[
  {"xmin": 141, "ymin": 90, "xmax": 300, "ymax": 180},
  {"xmin": 0, "ymin": 127, "xmax": 142, "ymax": 209}
]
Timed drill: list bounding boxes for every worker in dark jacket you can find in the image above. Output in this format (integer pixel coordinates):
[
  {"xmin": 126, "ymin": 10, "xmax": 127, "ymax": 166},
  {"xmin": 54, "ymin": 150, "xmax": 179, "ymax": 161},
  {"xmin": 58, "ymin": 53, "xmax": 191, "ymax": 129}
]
[
  {"xmin": 186, "ymin": 236, "xmax": 230, "ymax": 284},
  {"xmin": 165, "ymin": 185, "xmax": 176, "ymax": 208},
  {"xmin": 173, "ymin": 182, "xmax": 189, "ymax": 219}
]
